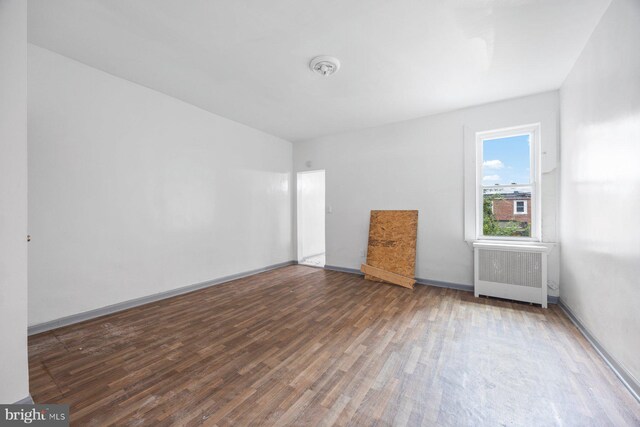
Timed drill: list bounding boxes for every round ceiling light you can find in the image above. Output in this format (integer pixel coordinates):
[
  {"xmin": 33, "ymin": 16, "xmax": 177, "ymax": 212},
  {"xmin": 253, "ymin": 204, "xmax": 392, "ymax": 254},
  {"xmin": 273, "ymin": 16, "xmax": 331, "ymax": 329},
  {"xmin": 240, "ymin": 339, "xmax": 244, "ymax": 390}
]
[{"xmin": 309, "ymin": 56, "xmax": 341, "ymax": 76}]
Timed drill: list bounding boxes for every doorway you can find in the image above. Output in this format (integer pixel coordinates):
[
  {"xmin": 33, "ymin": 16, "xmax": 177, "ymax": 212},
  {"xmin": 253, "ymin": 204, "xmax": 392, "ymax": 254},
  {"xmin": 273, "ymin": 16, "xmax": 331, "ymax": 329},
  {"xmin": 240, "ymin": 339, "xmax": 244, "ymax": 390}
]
[{"xmin": 297, "ymin": 170, "xmax": 325, "ymax": 267}]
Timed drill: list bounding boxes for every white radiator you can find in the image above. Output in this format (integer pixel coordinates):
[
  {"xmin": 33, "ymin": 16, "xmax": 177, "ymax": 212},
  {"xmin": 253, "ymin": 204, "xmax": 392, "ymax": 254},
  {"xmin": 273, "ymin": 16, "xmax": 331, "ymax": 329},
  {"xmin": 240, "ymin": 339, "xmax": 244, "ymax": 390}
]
[{"xmin": 473, "ymin": 242, "xmax": 549, "ymax": 308}]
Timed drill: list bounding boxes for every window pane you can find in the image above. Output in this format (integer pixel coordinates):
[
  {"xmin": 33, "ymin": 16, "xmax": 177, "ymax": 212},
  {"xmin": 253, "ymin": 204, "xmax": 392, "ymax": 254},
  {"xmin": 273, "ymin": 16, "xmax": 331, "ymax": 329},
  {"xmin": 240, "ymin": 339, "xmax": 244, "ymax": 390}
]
[
  {"xmin": 482, "ymin": 134, "xmax": 531, "ymax": 185},
  {"xmin": 482, "ymin": 187, "xmax": 532, "ymax": 237}
]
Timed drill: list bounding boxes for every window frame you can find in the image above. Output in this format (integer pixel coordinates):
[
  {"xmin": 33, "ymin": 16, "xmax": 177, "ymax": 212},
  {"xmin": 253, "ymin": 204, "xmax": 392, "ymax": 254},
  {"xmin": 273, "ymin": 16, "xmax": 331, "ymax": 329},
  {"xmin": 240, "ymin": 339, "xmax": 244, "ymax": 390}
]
[
  {"xmin": 475, "ymin": 124, "xmax": 541, "ymax": 242},
  {"xmin": 513, "ymin": 200, "xmax": 527, "ymax": 215}
]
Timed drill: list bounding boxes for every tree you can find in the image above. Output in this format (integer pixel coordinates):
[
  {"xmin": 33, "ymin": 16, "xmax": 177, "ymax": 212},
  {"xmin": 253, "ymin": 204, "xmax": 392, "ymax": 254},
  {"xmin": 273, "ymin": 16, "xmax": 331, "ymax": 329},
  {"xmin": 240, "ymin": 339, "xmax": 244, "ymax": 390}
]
[
  {"xmin": 483, "ymin": 195, "xmax": 530, "ymax": 237},
  {"xmin": 483, "ymin": 196, "xmax": 500, "ymax": 235}
]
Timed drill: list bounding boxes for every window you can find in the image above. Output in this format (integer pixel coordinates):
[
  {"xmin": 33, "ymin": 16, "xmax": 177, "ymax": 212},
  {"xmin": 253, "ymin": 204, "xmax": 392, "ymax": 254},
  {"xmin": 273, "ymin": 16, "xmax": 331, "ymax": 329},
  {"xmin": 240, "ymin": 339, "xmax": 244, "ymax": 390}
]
[
  {"xmin": 514, "ymin": 200, "xmax": 527, "ymax": 214},
  {"xmin": 476, "ymin": 124, "xmax": 540, "ymax": 240}
]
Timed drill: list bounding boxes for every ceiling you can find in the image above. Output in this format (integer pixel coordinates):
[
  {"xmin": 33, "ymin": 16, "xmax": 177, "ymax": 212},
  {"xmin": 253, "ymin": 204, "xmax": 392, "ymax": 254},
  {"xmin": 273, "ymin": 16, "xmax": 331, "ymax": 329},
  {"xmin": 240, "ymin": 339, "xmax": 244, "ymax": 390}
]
[{"xmin": 28, "ymin": 0, "xmax": 610, "ymax": 142}]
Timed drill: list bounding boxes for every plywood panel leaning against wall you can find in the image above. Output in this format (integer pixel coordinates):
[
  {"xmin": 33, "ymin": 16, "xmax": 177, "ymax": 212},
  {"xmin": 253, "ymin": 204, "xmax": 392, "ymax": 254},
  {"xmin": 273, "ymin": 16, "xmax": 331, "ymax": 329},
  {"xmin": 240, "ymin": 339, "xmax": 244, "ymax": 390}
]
[{"xmin": 362, "ymin": 210, "xmax": 418, "ymax": 289}]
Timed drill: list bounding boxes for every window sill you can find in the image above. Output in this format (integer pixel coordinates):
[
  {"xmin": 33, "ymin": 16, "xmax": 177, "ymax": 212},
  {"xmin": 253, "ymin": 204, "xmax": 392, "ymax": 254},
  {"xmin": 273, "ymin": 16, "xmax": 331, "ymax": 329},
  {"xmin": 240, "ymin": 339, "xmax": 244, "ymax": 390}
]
[
  {"xmin": 465, "ymin": 239, "xmax": 558, "ymax": 251},
  {"xmin": 471, "ymin": 241, "xmax": 551, "ymax": 253}
]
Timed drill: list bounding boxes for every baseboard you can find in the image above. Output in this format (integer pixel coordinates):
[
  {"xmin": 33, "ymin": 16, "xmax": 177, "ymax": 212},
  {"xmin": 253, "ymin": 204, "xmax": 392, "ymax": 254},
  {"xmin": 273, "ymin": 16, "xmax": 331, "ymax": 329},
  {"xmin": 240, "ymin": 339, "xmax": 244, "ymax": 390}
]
[
  {"xmin": 559, "ymin": 299, "xmax": 640, "ymax": 403},
  {"xmin": 28, "ymin": 260, "xmax": 296, "ymax": 336},
  {"xmin": 414, "ymin": 277, "xmax": 473, "ymax": 292},
  {"xmin": 324, "ymin": 264, "xmax": 557, "ymax": 303},
  {"xmin": 14, "ymin": 395, "xmax": 34, "ymax": 405},
  {"xmin": 324, "ymin": 265, "xmax": 473, "ymax": 292},
  {"xmin": 324, "ymin": 264, "xmax": 362, "ymax": 275}
]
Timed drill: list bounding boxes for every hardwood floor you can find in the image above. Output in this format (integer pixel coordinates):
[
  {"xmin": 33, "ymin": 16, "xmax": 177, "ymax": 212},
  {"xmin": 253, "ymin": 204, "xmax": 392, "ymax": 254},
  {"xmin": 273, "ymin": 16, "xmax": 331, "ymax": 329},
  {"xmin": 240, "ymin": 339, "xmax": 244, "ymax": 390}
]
[{"xmin": 29, "ymin": 265, "xmax": 640, "ymax": 426}]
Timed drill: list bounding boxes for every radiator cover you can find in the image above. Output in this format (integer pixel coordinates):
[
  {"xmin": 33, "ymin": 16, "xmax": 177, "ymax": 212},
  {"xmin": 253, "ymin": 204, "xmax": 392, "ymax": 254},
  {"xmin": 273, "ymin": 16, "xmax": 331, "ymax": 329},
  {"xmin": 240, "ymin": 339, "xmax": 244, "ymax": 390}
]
[{"xmin": 473, "ymin": 242, "xmax": 548, "ymax": 308}]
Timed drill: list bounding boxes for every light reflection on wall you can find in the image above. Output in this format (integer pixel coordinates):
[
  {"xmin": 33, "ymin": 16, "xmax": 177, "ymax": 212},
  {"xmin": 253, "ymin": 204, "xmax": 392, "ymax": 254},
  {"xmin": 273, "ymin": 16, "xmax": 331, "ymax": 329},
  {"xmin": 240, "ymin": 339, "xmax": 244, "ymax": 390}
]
[{"xmin": 564, "ymin": 114, "xmax": 640, "ymax": 257}]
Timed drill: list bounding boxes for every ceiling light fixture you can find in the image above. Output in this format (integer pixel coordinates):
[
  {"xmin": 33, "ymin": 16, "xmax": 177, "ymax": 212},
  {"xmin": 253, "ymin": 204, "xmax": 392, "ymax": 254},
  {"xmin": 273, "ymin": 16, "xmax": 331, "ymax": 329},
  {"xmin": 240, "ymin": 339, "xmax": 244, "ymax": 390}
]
[{"xmin": 309, "ymin": 56, "xmax": 341, "ymax": 76}]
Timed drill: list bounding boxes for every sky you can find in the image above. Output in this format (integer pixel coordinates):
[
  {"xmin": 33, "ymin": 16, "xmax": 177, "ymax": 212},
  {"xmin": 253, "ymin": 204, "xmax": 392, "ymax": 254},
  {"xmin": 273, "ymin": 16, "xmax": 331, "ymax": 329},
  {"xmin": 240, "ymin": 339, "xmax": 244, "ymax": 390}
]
[{"xmin": 482, "ymin": 134, "xmax": 531, "ymax": 186}]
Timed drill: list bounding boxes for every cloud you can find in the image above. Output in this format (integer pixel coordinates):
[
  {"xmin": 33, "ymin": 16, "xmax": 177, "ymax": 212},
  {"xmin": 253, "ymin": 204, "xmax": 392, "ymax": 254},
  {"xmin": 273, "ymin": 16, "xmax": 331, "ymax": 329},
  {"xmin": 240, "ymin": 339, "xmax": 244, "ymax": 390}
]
[
  {"xmin": 483, "ymin": 159, "xmax": 504, "ymax": 169},
  {"xmin": 483, "ymin": 175, "xmax": 500, "ymax": 181}
]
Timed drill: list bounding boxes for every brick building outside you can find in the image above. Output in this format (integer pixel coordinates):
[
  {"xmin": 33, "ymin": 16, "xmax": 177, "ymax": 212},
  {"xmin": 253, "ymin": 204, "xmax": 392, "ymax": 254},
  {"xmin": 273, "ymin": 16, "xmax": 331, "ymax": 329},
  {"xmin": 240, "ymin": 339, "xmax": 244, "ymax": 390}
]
[{"xmin": 490, "ymin": 191, "xmax": 531, "ymax": 227}]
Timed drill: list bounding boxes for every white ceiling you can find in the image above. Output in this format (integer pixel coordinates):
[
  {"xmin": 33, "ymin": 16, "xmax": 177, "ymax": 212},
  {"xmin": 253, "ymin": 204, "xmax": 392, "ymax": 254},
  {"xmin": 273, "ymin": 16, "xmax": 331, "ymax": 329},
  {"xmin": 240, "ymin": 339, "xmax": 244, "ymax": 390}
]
[{"xmin": 28, "ymin": 0, "xmax": 610, "ymax": 142}]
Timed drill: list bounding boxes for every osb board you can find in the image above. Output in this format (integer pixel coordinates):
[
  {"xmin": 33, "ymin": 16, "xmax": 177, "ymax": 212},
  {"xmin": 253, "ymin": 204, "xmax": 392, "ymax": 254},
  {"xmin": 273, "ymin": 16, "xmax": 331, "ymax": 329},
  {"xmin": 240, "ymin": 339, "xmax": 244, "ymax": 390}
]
[
  {"xmin": 365, "ymin": 210, "xmax": 418, "ymax": 283},
  {"xmin": 361, "ymin": 264, "xmax": 415, "ymax": 289}
]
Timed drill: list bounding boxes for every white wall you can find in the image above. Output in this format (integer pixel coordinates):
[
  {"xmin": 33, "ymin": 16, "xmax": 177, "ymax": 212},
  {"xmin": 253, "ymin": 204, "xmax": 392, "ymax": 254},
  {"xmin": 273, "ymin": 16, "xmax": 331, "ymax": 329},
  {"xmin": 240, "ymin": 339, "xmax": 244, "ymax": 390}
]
[
  {"xmin": 559, "ymin": 0, "xmax": 640, "ymax": 389},
  {"xmin": 294, "ymin": 92, "xmax": 559, "ymax": 291},
  {"xmin": 297, "ymin": 170, "xmax": 325, "ymax": 260},
  {"xmin": 0, "ymin": 0, "xmax": 29, "ymax": 403},
  {"xmin": 28, "ymin": 45, "xmax": 293, "ymax": 326}
]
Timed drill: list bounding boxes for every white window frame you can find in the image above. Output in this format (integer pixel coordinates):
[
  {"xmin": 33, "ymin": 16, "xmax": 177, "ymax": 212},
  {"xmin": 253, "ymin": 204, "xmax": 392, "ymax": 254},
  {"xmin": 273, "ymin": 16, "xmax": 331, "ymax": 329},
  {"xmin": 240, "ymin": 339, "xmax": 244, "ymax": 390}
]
[
  {"xmin": 513, "ymin": 200, "xmax": 527, "ymax": 215},
  {"xmin": 475, "ymin": 123, "xmax": 541, "ymax": 241}
]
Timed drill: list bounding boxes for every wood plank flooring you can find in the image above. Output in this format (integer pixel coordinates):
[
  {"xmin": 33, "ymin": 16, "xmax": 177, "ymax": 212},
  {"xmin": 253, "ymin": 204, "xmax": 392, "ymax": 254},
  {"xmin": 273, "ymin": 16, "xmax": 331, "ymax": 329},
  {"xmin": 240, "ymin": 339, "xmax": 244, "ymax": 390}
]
[{"xmin": 29, "ymin": 265, "xmax": 640, "ymax": 426}]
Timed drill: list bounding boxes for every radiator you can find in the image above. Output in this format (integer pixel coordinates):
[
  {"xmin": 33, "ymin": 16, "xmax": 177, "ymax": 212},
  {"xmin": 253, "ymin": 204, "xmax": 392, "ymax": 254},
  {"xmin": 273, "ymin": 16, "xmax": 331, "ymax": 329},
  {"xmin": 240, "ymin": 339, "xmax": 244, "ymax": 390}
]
[{"xmin": 473, "ymin": 242, "xmax": 549, "ymax": 308}]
